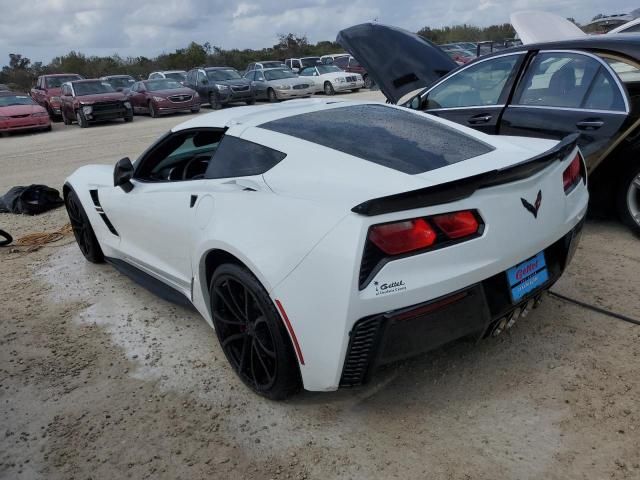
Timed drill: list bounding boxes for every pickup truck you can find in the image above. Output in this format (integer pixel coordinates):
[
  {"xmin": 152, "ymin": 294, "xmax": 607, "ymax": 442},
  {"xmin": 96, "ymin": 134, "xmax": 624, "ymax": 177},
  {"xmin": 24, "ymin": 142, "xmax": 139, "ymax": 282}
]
[{"xmin": 30, "ymin": 73, "xmax": 83, "ymax": 119}]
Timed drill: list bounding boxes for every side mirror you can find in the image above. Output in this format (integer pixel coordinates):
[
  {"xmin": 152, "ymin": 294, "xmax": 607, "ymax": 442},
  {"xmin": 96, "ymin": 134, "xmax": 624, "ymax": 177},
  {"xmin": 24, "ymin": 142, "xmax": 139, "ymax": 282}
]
[{"xmin": 114, "ymin": 157, "xmax": 134, "ymax": 192}]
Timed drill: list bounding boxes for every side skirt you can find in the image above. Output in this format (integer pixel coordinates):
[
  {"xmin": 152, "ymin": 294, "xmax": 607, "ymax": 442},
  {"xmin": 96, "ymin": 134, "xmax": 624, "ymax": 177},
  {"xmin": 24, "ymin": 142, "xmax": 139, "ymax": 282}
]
[{"xmin": 105, "ymin": 257, "xmax": 196, "ymax": 310}]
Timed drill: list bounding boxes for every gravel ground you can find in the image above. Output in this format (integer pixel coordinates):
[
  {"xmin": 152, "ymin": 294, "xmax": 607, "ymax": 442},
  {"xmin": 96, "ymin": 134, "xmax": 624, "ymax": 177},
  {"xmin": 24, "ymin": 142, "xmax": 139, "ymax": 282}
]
[{"xmin": 1, "ymin": 92, "xmax": 639, "ymax": 480}]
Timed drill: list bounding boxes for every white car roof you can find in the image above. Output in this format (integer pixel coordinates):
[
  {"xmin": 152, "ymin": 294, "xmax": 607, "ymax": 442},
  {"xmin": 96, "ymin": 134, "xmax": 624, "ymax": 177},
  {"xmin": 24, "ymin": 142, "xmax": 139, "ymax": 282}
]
[{"xmin": 510, "ymin": 11, "xmax": 586, "ymax": 44}]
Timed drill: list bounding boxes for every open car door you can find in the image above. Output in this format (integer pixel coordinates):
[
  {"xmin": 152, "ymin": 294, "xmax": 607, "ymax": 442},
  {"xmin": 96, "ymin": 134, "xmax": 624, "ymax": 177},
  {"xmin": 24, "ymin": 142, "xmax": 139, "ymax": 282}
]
[{"xmin": 337, "ymin": 23, "xmax": 457, "ymax": 104}]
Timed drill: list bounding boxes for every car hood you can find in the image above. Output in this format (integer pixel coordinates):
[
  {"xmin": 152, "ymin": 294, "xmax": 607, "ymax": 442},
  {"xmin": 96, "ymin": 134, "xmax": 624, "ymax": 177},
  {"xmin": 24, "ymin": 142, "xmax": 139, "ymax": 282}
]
[
  {"xmin": 0, "ymin": 104, "xmax": 47, "ymax": 116},
  {"xmin": 148, "ymin": 88, "xmax": 195, "ymax": 98},
  {"xmin": 266, "ymin": 77, "xmax": 310, "ymax": 86},
  {"xmin": 76, "ymin": 93, "xmax": 127, "ymax": 103},
  {"xmin": 510, "ymin": 11, "xmax": 586, "ymax": 44},
  {"xmin": 213, "ymin": 78, "xmax": 250, "ymax": 87},
  {"xmin": 337, "ymin": 23, "xmax": 457, "ymax": 104}
]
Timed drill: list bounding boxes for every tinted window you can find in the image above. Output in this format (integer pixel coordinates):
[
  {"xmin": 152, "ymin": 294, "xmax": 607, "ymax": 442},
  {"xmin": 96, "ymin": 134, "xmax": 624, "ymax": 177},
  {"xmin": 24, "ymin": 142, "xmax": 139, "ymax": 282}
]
[
  {"xmin": 427, "ymin": 55, "xmax": 520, "ymax": 109},
  {"xmin": 205, "ymin": 136, "xmax": 286, "ymax": 179},
  {"xmin": 73, "ymin": 81, "xmax": 115, "ymax": 96},
  {"xmin": 45, "ymin": 75, "xmax": 82, "ymax": 88},
  {"xmin": 206, "ymin": 69, "xmax": 241, "ymax": 81},
  {"xmin": 515, "ymin": 52, "xmax": 606, "ymax": 109},
  {"xmin": 260, "ymin": 104, "xmax": 493, "ymax": 174},
  {"xmin": 583, "ymin": 68, "xmax": 625, "ymax": 111}
]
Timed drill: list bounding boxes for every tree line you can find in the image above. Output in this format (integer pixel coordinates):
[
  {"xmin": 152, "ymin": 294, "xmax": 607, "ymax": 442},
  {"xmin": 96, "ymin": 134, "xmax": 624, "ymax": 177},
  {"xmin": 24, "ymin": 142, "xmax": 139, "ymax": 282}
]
[{"xmin": 1, "ymin": 16, "xmax": 606, "ymax": 92}]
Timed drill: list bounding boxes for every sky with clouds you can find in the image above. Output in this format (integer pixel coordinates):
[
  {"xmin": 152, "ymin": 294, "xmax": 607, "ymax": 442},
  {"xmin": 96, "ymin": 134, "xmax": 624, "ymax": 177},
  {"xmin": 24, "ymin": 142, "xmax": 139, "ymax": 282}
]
[{"xmin": 0, "ymin": 0, "xmax": 637, "ymax": 64}]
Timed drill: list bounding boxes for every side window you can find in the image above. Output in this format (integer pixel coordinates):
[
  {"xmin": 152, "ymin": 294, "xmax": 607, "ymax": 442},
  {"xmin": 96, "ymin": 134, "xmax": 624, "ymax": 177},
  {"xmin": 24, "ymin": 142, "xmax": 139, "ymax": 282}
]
[
  {"xmin": 255, "ymin": 71, "xmax": 265, "ymax": 81},
  {"xmin": 583, "ymin": 69, "xmax": 625, "ymax": 111},
  {"xmin": 244, "ymin": 70, "xmax": 255, "ymax": 81},
  {"xmin": 299, "ymin": 67, "xmax": 314, "ymax": 76},
  {"xmin": 334, "ymin": 57, "xmax": 348, "ymax": 69},
  {"xmin": 426, "ymin": 54, "xmax": 521, "ymax": 109},
  {"xmin": 135, "ymin": 129, "xmax": 224, "ymax": 182},
  {"xmin": 514, "ymin": 52, "xmax": 615, "ymax": 109},
  {"xmin": 205, "ymin": 136, "xmax": 286, "ymax": 179},
  {"xmin": 293, "ymin": 60, "xmax": 301, "ymax": 69}
]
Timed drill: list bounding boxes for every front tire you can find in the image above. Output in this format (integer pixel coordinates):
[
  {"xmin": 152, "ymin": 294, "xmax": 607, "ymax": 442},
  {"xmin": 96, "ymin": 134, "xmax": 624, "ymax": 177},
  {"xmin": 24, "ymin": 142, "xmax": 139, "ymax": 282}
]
[
  {"xmin": 65, "ymin": 189, "xmax": 104, "ymax": 263},
  {"xmin": 363, "ymin": 75, "xmax": 373, "ymax": 89},
  {"xmin": 148, "ymin": 101, "xmax": 158, "ymax": 118},
  {"xmin": 209, "ymin": 92, "xmax": 222, "ymax": 110},
  {"xmin": 76, "ymin": 110, "xmax": 89, "ymax": 128},
  {"xmin": 324, "ymin": 82, "xmax": 335, "ymax": 96},
  {"xmin": 191, "ymin": 106, "xmax": 200, "ymax": 113},
  {"xmin": 210, "ymin": 264, "xmax": 301, "ymax": 400},
  {"xmin": 617, "ymin": 161, "xmax": 640, "ymax": 236},
  {"xmin": 267, "ymin": 88, "xmax": 278, "ymax": 103}
]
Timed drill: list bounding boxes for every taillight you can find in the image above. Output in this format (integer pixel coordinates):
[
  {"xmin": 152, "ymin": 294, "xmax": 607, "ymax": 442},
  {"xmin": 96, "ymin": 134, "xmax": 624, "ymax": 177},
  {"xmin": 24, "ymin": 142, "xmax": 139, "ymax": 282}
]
[
  {"xmin": 431, "ymin": 211, "xmax": 479, "ymax": 239},
  {"xmin": 367, "ymin": 210, "xmax": 481, "ymax": 256},
  {"xmin": 369, "ymin": 218, "xmax": 436, "ymax": 255},
  {"xmin": 563, "ymin": 153, "xmax": 584, "ymax": 194}
]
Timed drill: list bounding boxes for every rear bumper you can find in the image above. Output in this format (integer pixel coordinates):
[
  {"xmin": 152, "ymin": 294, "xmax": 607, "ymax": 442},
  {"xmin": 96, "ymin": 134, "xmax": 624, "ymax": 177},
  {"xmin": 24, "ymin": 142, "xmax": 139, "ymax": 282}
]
[{"xmin": 340, "ymin": 220, "xmax": 584, "ymax": 386}]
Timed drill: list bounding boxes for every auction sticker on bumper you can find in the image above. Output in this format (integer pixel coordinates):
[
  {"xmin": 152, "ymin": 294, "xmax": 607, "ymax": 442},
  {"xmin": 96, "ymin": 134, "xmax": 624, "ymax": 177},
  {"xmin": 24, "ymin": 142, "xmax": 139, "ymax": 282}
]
[{"xmin": 507, "ymin": 252, "xmax": 548, "ymax": 302}]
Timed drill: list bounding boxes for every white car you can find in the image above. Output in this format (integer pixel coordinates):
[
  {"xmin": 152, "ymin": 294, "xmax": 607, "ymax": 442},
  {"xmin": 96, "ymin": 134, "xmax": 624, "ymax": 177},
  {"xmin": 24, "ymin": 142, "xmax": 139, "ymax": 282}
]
[
  {"xmin": 299, "ymin": 65, "xmax": 364, "ymax": 95},
  {"xmin": 64, "ymin": 99, "xmax": 588, "ymax": 399},
  {"xmin": 148, "ymin": 70, "xmax": 188, "ymax": 83}
]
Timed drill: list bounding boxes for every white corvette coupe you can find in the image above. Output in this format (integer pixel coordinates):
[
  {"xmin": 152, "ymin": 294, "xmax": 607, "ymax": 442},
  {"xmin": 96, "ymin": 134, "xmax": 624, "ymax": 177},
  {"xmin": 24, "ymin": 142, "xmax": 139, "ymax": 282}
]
[{"xmin": 64, "ymin": 99, "xmax": 588, "ymax": 399}]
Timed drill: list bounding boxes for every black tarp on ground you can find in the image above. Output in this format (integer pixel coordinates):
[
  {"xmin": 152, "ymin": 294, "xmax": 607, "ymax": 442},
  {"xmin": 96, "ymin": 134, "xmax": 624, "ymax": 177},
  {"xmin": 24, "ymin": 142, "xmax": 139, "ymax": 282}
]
[{"xmin": 0, "ymin": 185, "xmax": 63, "ymax": 215}]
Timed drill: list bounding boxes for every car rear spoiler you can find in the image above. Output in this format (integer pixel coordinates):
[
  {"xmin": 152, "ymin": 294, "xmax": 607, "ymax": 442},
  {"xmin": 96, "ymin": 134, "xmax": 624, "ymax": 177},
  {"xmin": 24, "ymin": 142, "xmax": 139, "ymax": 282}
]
[{"xmin": 351, "ymin": 133, "xmax": 580, "ymax": 216}]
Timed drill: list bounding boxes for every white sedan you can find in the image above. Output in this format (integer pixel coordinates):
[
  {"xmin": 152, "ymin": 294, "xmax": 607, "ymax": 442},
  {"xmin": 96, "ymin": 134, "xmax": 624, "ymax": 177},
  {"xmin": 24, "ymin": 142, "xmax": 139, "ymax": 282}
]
[
  {"xmin": 64, "ymin": 99, "xmax": 588, "ymax": 399},
  {"xmin": 299, "ymin": 65, "xmax": 364, "ymax": 95}
]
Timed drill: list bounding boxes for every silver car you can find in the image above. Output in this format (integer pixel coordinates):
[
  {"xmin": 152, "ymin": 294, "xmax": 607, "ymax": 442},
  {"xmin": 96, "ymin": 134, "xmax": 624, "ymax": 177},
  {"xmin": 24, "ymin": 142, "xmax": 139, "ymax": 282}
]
[{"xmin": 244, "ymin": 68, "xmax": 315, "ymax": 102}]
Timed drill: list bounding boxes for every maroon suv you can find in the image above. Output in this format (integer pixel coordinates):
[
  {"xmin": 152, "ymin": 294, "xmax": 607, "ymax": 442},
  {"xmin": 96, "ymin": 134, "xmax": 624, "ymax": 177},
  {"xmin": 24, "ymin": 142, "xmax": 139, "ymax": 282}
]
[
  {"xmin": 59, "ymin": 79, "xmax": 133, "ymax": 128},
  {"xmin": 30, "ymin": 73, "xmax": 83, "ymax": 119},
  {"xmin": 333, "ymin": 56, "xmax": 374, "ymax": 88},
  {"xmin": 127, "ymin": 79, "xmax": 200, "ymax": 117}
]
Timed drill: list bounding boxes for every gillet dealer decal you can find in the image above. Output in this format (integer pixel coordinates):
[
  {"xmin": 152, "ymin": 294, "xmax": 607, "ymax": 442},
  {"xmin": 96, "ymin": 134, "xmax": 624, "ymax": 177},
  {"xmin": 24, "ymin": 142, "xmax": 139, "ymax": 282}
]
[{"xmin": 373, "ymin": 280, "xmax": 407, "ymax": 296}]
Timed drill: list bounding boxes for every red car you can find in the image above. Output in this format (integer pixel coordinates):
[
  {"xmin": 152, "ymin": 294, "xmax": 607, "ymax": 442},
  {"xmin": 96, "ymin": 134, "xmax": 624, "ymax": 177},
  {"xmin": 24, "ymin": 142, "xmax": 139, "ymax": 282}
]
[
  {"xmin": 59, "ymin": 79, "xmax": 133, "ymax": 128},
  {"xmin": 0, "ymin": 92, "xmax": 51, "ymax": 136},
  {"xmin": 126, "ymin": 79, "xmax": 200, "ymax": 117},
  {"xmin": 30, "ymin": 73, "xmax": 83, "ymax": 119}
]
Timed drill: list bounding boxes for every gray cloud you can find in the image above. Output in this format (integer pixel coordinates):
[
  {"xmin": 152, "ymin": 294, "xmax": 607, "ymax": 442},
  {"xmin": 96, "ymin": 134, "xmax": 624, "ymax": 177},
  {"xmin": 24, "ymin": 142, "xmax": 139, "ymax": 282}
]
[{"xmin": 0, "ymin": 0, "xmax": 636, "ymax": 63}]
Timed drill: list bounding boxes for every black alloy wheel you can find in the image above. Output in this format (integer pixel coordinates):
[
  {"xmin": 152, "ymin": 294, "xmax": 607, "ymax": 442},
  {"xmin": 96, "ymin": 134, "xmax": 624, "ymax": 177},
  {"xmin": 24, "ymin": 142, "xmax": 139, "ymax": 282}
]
[
  {"xmin": 210, "ymin": 264, "xmax": 301, "ymax": 399},
  {"xmin": 65, "ymin": 189, "xmax": 104, "ymax": 263}
]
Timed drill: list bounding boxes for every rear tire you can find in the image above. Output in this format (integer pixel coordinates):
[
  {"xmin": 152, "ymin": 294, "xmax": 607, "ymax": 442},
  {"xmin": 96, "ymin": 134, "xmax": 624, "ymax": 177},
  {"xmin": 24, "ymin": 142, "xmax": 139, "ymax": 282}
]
[
  {"xmin": 616, "ymin": 161, "xmax": 640, "ymax": 236},
  {"xmin": 65, "ymin": 189, "xmax": 104, "ymax": 263},
  {"xmin": 210, "ymin": 264, "xmax": 301, "ymax": 400},
  {"xmin": 324, "ymin": 82, "xmax": 335, "ymax": 95}
]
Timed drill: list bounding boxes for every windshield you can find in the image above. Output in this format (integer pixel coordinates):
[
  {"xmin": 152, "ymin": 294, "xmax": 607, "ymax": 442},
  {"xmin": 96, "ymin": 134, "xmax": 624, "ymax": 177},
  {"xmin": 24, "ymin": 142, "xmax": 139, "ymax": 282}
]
[
  {"xmin": 105, "ymin": 77, "xmax": 134, "ymax": 88},
  {"xmin": 165, "ymin": 72, "xmax": 186, "ymax": 81},
  {"xmin": 145, "ymin": 79, "xmax": 183, "ymax": 91},
  {"xmin": 317, "ymin": 65, "xmax": 342, "ymax": 74},
  {"xmin": 301, "ymin": 57, "xmax": 320, "ymax": 67},
  {"xmin": 73, "ymin": 81, "xmax": 116, "ymax": 96},
  {"xmin": 206, "ymin": 69, "xmax": 241, "ymax": 81},
  {"xmin": 264, "ymin": 69, "xmax": 297, "ymax": 80},
  {"xmin": 45, "ymin": 75, "xmax": 82, "ymax": 88},
  {"xmin": 0, "ymin": 95, "xmax": 37, "ymax": 107}
]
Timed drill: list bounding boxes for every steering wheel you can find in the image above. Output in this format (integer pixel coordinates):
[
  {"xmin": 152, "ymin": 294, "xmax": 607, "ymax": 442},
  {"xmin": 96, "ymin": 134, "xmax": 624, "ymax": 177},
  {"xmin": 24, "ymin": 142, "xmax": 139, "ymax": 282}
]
[{"xmin": 182, "ymin": 155, "xmax": 211, "ymax": 180}]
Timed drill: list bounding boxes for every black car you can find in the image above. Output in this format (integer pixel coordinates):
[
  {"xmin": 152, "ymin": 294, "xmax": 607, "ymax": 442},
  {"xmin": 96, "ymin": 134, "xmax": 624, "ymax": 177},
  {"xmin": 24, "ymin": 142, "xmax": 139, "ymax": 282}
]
[
  {"xmin": 338, "ymin": 24, "xmax": 640, "ymax": 236},
  {"xmin": 100, "ymin": 75, "xmax": 136, "ymax": 93},
  {"xmin": 184, "ymin": 67, "xmax": 255, "ymax": 109}
]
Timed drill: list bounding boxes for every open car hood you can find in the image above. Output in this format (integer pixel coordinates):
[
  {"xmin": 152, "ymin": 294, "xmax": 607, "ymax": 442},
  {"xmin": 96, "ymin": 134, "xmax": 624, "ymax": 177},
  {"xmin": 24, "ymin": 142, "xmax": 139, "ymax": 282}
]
[
  {"xmin": 510, "ymin": 11, "xmax": 586, "ymax": 45},
  {"xmin": 337, "ymin": 23, "xmax": 457, "ymax": 104}
]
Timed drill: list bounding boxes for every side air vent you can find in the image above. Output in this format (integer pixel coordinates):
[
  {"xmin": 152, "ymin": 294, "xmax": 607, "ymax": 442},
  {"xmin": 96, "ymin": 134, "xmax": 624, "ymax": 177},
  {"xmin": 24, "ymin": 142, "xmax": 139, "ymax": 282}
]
[
  {"xmin": 89, "ymin": 189, "xmax": 119, "ymax": 236},
  {"xmin": 340, "ymin": 316, "xmax": 384, "ymax": 387}
]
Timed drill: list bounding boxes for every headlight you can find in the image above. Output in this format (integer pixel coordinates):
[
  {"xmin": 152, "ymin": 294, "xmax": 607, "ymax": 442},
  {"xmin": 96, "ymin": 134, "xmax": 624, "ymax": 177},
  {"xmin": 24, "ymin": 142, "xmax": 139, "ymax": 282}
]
[
  {"xmin": 336, "ymin": 77, "xmax": 346, "ymax": 83},
  {"xmin": 82, "ymin": 105, "xmax": 93, "ymax": 114},
  {"xmin": 152, "ymin": 96, "xmax": 164, "ymax": 102},
  {"xmin": 31, "ymin": 112, "xmax": 49, "ymax": 117},
  {"xmin": 275, "ymin": 84, "xmax": 291, "ymax": 90},
  {"xmin": 215, "ymin": 84, "xmax": 229, "ymax": 91},
  {"xmin": 50, "ymin": 96, "xmax": 61, "ymax": 103},
  {"xmin": 123, "ymin": 101, "xmax": 132, "ymax": 109}
]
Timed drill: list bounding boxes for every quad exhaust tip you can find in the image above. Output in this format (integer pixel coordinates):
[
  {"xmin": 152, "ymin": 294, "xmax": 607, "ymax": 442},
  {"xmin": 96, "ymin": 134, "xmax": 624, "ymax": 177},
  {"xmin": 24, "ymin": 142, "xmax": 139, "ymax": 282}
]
[{"xmin": 490, "ymin": 293, "xmax": 544, "ymax": 337}]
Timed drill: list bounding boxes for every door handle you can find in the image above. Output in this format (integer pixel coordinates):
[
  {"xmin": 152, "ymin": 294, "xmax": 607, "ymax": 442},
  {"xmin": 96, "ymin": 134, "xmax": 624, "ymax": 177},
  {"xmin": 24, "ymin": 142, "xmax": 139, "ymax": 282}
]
[
  {"xmin": 576, "ymin": 120, "xmax": 604, "ymax": 130},
  {"xmin": 468, "ymin": 114, "xmax": 493, "ymax": 124}
]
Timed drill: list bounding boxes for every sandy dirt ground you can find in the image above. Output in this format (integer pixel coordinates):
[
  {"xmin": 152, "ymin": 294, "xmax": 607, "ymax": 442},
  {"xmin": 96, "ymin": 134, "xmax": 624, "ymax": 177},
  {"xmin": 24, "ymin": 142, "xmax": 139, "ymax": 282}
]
[{"xmin": 1, "ymin": 92, "xmax": 639, "ymax": 480}]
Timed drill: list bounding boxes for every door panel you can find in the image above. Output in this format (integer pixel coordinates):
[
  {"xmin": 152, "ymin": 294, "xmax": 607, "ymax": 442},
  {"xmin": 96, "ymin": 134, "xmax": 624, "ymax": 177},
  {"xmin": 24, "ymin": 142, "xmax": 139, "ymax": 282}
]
[
  {"xmin": 429, "ymin": 106, "xmax": 504, "ymax": 134},
  {"xmin": 499, "ymin": 50, "xmax": 630, "ymax": 171}
]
